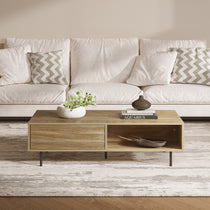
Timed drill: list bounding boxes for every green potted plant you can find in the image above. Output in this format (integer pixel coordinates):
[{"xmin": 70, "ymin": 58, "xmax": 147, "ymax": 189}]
[{"xmin": 57, "ymin": 91, "xmax": 96, "ymax": 118}]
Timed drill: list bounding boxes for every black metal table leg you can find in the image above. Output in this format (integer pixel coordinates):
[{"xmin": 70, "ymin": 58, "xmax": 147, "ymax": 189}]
[
  {"xmin": 105, "ymin": 152, "xmax": 108, "ymax": 160},
  {"xmin": 169, "ymin": 152, "xmax": 172, "ymax": 167},
  {"xmin": 40, "ymin": 152, "xmax": 43, "ymax": 167}
]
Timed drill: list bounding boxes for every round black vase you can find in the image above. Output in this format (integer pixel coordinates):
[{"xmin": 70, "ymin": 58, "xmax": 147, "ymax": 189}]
[{"xmin": 132, "ymin": 95, "xmax": 151, "ymax": 110}]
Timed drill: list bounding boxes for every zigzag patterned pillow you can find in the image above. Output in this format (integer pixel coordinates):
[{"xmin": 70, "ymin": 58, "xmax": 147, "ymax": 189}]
[
  {"xmin": 171, "ymin": 48, "xmax": 210, "ymax": 85},
  {"xmin": 28, "ymin": 50, "xmax": 68, "ymax": 85}
]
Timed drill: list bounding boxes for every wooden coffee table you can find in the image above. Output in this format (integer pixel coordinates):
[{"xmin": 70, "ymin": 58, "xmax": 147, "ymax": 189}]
[{"xmin": 28, "ymin": 110, "xmax": 184, "ymax": 166}]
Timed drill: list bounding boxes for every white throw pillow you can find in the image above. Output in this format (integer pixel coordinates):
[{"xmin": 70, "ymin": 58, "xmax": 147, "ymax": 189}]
[
  {"xmin": 140, "ymin": 39, "xmax": 207, "ymax": 55},
  {"xmin": 127, "ymin": 52, "xmax": 177, "ymax": 86},
  {"xmin": 6, "ymin": 38, "xmax": 70, "ymax": 84},
  {"xmin": 0, "ymin": 45, "xmax": 31, "ymax": 86},
  {"xmin": 70, "ymin": 38, "xmax": 139, "ymax": 84}
]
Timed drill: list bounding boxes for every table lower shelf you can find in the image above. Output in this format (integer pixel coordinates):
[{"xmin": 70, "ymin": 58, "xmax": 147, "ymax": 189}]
[{"xmin": 107, "ymin": 142, "xmax": 182, "ymax": 152}]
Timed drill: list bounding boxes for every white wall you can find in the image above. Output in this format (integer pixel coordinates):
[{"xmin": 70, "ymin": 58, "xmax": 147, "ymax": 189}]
[{"xmin": 0, "ymin": 0, "xmax": 209, "ymax": 45}]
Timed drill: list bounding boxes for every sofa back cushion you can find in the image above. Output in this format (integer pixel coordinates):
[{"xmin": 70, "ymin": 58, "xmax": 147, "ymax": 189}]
[
  {"xmin": 0, "ymin": 45, "xmax": 31, "ymax": 86},
  {"xmin": 6, "ymin": 38, "xmax": 70, "ymax": 84},
  {"xmin": 70, "ymin": 38, "xmax": 139, "ymax": 84},
  {"xmin": 140, "ymin": 39, "xmax": 207, "ymax": 55}
]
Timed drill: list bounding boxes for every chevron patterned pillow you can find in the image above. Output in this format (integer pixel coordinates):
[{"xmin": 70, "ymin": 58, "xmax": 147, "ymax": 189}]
[
  {"xmin": 28, "ymin": 50, "xmax": 68, "ymax": 85},
  {"xmin": 171, "ymin": 48, "xmax": 210, "ymax": 85}
]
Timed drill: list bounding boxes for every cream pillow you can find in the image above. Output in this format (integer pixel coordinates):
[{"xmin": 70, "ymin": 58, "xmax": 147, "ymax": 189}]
[
  {"xmin": 0, "ymin": 45, "xmax": 31, "ymax": 86},
  {"xmin": 127, "ymin": 52, "xmax": 177, "ymax": 86}
]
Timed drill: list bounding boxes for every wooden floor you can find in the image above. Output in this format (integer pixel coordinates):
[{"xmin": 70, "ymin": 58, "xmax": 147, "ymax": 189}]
[{"xmin": 0, "ymin": 197, "xmax": 210, "ymax": 210}]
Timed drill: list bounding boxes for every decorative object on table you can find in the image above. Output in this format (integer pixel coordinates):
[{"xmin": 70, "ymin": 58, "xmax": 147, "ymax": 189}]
[
  {"xmin": 57, "ymin": 91, "xmax": 96, "ymax": 118},
  {"xmin": 118, "ymin": 136, "xmax": 166, "ymax": 148},
  {"xmin": 132, "ymin": 95, "xmax": 151, "ymax": 110},
  {"xmin": 120, "ymin": 109, "xmax": 158, "ymax": 119}
]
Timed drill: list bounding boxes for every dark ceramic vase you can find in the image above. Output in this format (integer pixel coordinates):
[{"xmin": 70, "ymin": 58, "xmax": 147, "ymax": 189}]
[{"xmin": 132, "ymin": 95, "xmax": 151, "ymax": 110}]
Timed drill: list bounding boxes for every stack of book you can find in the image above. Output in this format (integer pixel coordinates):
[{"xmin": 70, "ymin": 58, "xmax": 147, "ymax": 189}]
[{"xmin": 120, "ymin": 108, "xmax": 158, "ymax": 119}]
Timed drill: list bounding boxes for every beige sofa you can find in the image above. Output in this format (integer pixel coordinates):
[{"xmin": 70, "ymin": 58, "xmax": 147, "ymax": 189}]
[{"xmin": 0, "ymin": 38, "xmax": 209, "ymax": 118}]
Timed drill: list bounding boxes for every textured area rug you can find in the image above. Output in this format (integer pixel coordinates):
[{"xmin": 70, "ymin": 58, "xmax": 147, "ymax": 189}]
[{"xmin": 0, "ymin": 121, "xmax": 210, "ymax": 196}]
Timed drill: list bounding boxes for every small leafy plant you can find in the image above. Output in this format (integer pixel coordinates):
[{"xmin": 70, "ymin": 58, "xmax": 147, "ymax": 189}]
[{"xmin": 63, "ymin": 91, "xmax": 96, "ymax": 111}]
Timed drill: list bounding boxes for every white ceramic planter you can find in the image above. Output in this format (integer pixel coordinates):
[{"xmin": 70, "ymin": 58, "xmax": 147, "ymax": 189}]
[{"xmin": 57, "ymin": 106, "xmax": 86, "ymax": 118}]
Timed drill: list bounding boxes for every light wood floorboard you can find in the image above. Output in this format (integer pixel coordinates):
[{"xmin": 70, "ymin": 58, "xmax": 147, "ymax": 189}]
[{"xmin": 0, "ymin": 197, "xmax": 210, "ymax": 210}]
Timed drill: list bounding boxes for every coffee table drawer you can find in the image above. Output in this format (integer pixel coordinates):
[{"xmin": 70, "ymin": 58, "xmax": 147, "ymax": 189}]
[{"xmin": 30, "ymin": 124, "xmax": 105, "ymax": 150}]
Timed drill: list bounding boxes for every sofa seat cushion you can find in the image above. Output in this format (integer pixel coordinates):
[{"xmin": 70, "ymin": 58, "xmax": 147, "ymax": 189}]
[
  {"xmin": 142, "ymin": 84, "xmax": 210, "ymax": 104},
  {"xmin": 67, "ymin": 83, "xmax": 141, "ymax": 105},
  {"xmin": 0, "ymin": 84, "xmax": 66, "ymax": 104}
]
